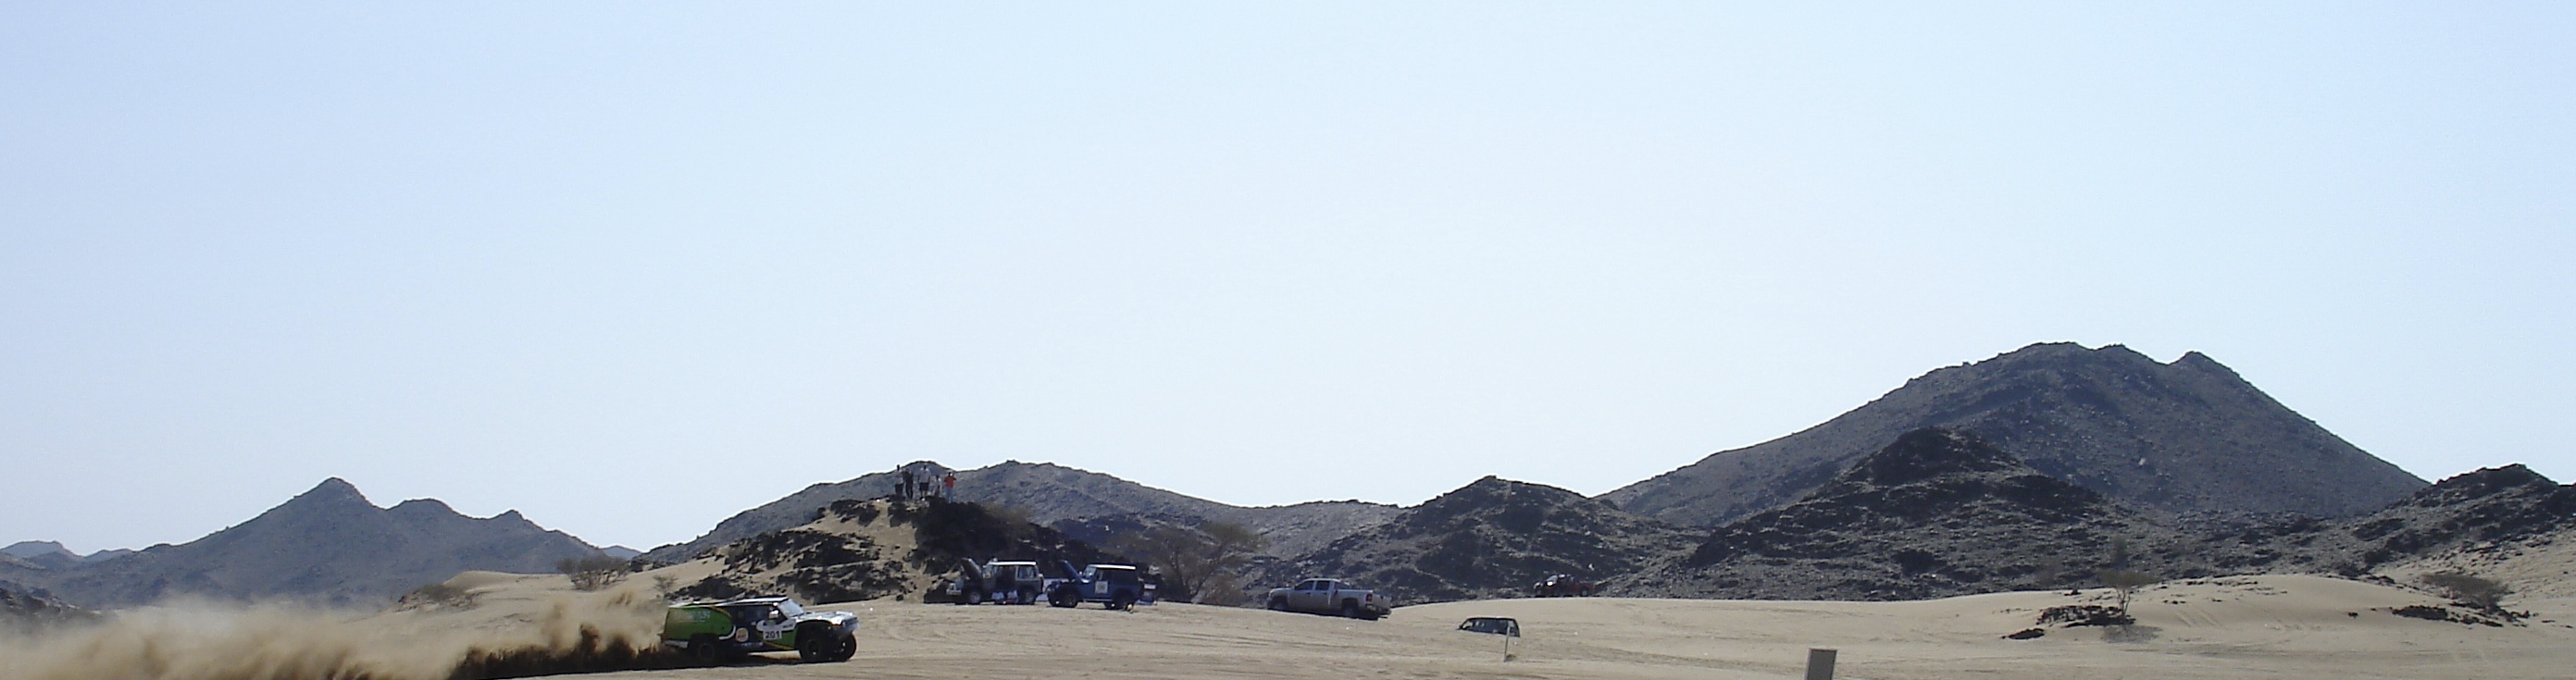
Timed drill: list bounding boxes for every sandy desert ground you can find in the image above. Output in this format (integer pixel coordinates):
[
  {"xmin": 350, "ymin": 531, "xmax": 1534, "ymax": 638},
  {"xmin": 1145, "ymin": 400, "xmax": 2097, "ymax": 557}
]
[
  {"xmin": 587, "ymin": 575, "xmax": 2573, "ymax": 680},
  {"xmin": 9, "ymin": 572, "xmax": 2573, "ymax": 680}
]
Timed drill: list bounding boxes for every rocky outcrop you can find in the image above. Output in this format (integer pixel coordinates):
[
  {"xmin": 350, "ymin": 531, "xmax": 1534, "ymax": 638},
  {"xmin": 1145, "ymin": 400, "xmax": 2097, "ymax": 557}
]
[
  {"xmin": 0, "ymin": 580, "xmax": 95, "ymax": 631},
  {"xmin": 1605, "ymin": 343, "xmax": 2426, "ymax": 527},
  {"xmin": 1255, "ymin": 477, "xmax": 1698, "ymax": 604}
]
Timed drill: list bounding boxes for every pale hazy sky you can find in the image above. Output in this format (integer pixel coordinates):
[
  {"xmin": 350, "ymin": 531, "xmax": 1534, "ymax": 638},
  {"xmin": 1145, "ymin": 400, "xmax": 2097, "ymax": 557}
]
[{"xmin": 5, "ymin": 3, "xmax": 2569, "ymax": 553}]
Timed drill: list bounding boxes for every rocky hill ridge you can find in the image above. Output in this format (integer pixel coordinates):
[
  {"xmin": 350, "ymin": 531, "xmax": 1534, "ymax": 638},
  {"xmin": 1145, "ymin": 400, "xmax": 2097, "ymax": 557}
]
[
  {"xmin": 666, "ymin": 496, "xmax": 1128, "ymax": 605},
  {"xmin": 7, "ymin": 478, "xmax": 608, "ymax": 608},
  {"xmin": 1254, "ymin": 476, "xmax": 1698, "ymax": 604},
  {"xmin": 642, "ymin": 461, "xmax": 1398, "ymax": 564},
  {"xmin": 1603, "ymin": 342, "xmax": 2427, "ymax": 527},
  {"xmin": 1619, "ymin": 428, "xmax": 2234, "ymax": 600}
]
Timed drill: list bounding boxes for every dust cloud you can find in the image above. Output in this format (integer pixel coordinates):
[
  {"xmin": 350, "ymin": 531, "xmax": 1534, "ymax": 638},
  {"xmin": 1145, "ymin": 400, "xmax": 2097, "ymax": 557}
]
[{"xmin": 0, "ymin": 582, "xmax": 694, "ymax": 680}]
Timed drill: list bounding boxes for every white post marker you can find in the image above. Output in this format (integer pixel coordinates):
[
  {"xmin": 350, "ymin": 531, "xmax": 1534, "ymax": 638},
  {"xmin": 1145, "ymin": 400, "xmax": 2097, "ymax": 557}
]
[{"xmin": 1804, "ymin": 648, "xmax": 1836, "ymax": 680}]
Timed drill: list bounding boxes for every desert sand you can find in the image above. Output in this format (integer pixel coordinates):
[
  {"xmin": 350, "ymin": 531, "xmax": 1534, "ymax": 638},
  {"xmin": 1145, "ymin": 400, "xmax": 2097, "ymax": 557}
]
[
  {"xmin": 8, "ymin": 572, "xmax": 2571, "ymax": 680},
  {"xmin": 584, "ymin": 574, "xmax": 2570, "ymax": 680}
]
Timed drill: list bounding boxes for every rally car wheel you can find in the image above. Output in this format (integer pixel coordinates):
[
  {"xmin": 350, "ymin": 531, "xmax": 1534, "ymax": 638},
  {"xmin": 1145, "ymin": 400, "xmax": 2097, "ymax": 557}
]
[
  {"xmin": 688, "ymin": 635, "xmax": 725, "ymax": 662},
  {"xmin": 796, "ymin": 629, "xmax": 834, "ymax": 662}
]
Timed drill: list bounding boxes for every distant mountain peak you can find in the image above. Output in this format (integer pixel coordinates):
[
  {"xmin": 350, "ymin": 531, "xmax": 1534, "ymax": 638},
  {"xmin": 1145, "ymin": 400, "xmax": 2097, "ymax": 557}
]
[
  {"xmin": 1605, "ymin": 342, "xmax": 2426, "ymax": 526},
  {"xmin": 2, "ymin": 541, "xmax": 84, "ymax": 570},
  {"xmin": 288, "ymin": 477, "xmax": 372, "ymax": 508},
  {"xmin": 12, "ymin": 479, "xmax": 602, "ymax": 608},
  {"xmin": 1, "ymin": 541, "xmax": 75, "ymax": 561},
  {"xmin": 388, "ymin": 499, "xmax": 455, "ymax": 515}
]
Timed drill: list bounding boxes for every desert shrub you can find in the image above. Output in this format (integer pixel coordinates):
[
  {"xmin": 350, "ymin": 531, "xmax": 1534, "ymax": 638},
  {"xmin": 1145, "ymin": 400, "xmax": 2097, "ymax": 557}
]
[
  {"xmin": 1112, "ymin": 521, "xmax": 1266, "ymax": 604},
  {"xmin": 2418, "ymin": 572, "xmax": 2512, "ymax": 611},
  {"xmin": 2097, "ymin": 569, "xmax": 2161, "ymax": 614},
  {"xmin": 402, "ymin": 581, "xmax": 475, "ymax": 609},
  {"xmin": 2391, "ymin": 604, "xmax": 2452, "ymax": 622},
  {"xmin": 2036, "ymin": 604, "xmax": 2133, "ymax": 626},
  {"xmin": 558, "ymin": 555, "xmax": 630, "ymax": 591}
]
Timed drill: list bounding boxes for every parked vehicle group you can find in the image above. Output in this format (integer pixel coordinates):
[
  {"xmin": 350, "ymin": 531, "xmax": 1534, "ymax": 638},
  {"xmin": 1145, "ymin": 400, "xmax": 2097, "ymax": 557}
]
[
  {"xmin": 666, "ymin": 562, "xmax": 1414, "ymax": 666},
  {"xmin": 940, "ymin": 559, "xmax": 1160, "ymax": 610}
]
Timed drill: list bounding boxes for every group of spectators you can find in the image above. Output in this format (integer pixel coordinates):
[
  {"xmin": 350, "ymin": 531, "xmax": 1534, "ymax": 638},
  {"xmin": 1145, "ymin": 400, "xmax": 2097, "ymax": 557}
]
[{"xmin": 894, "ymin": 468, "xmax": 956, "ymax": 501}]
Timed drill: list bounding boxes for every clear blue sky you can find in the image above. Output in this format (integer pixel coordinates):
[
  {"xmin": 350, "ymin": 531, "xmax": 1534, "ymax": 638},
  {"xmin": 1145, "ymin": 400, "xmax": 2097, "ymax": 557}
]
[{"xmin": 5, "ymin": 3, "xmax": 2569, "ymax": 553}]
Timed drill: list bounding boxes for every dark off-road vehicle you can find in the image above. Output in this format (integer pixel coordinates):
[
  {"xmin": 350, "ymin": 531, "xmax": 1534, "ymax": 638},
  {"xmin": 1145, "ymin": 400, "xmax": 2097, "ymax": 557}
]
[
  {"xmin": 1045, "ymin": 561, "xmax": 1155, "ymax": 610},
  {"xmin": 943, "ymin": 559, "xmax": 1047, "ymax": 605}
]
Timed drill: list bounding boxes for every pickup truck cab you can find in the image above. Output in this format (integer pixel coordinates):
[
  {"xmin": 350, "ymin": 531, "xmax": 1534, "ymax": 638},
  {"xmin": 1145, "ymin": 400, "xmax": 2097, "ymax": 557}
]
[{"xmin": 1265, "ymin": 578, "xmax": 1390, "ymax": 620}]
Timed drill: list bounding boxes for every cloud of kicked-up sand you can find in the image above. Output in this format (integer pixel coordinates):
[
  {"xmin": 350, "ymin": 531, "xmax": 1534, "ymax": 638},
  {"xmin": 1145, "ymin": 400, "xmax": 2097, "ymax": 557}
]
[{"xmin": 0, "ymin": 582, "xmax": 697, "ymax": 680}]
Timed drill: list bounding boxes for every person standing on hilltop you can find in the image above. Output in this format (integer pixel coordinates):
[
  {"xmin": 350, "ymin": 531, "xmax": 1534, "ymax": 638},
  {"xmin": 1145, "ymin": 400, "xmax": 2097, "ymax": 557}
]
[
  {"xmin": 899, "ymin": 469, "xmax": 916, "ymax": 501},
  {"xmin": 942, "ymin": 472, "xmax": 956, "ymax": 499}
]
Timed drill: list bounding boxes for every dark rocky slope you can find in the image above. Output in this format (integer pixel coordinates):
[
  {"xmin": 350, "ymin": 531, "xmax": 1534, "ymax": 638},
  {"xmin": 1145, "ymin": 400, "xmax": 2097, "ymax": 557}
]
[
  {"xmin": 1618, "ymin": 428, "xmax": 2244, "ymax": 600},
  {"xmin": 1255, "ymin": 476, "xmax": 1699, "ymax": 604},
  {"xmin": 643, "ymin": 461, "xmax": 1396, "ymax": 563},
  {"xmin": 1605, "ymin": 343, "xmax": 2425, "ymax": 527},
  {"xmin": 671, "ymin": 497, "xmax": 1129, "ymax": 604},
  {"xmin": 0, "ymin": 580, "xmax": 95, "ymax": 632},
  {"xmin": 2217, "ymin": 464, "xmax": 2576, "ymax": 576}
]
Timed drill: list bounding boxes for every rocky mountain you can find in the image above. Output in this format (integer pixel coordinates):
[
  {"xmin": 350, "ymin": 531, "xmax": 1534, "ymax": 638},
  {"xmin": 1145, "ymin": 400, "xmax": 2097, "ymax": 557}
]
[
  {"xmin": 1, "ymin": 542, "xmax": 84, "ymax": 570},
  {"xmin": 1604, "ymin": 342, "xmax": 2426, "ymax": 527},
  {"xmin": 666, "ymin": 496, "xmax": 1127, "ymax": 605},
  {"xmin": 13, "ymin": 478, "xmax": 608, "ymax": 608},
  {"xmin": 1619, "ymin": 428, "xmax": 2249, "ymax": 600},
  {"xmin": 642, "ymin": 461, "xmax": 1398, "ymax": 563},
  {"xmin": 1254, "ymin": 476, "xmax": 1699, "ymax": 605}
]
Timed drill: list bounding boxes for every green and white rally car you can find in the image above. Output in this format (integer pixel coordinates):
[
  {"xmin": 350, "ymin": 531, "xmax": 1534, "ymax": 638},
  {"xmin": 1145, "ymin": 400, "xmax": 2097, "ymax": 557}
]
[{"xmin": 663, "ymin": 596, "xmax": 859, "ymax": 662}]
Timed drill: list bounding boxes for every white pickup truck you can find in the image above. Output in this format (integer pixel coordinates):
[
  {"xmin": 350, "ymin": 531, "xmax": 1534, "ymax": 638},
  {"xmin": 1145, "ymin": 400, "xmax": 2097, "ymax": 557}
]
[{"xmin": 1263, "ymin": 578, "xmax": 1391, "ymax": 620}]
